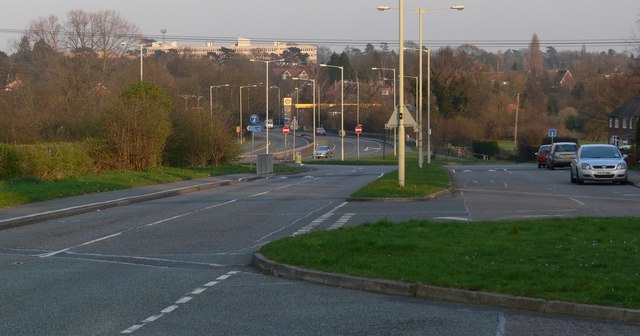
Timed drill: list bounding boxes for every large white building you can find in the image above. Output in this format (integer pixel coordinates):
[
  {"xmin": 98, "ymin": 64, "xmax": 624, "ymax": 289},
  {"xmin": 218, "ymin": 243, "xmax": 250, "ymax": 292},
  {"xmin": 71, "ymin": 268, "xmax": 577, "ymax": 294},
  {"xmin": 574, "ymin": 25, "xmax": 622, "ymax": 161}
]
[{"xmin": 146, "ymin": 37, "xmax": 317, "ymax": 63}]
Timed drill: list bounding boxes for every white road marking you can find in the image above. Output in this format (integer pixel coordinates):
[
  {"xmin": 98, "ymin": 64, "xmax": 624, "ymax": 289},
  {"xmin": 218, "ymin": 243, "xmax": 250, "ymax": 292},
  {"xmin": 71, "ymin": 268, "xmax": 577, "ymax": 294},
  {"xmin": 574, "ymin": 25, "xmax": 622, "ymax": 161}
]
[
  {"xmin": 121, "ymin": 270, "xmax": 239, "ymax": 334},
  {"xmin": 292, "ymin": 202, "xmax": 348, "ymax": 236}
]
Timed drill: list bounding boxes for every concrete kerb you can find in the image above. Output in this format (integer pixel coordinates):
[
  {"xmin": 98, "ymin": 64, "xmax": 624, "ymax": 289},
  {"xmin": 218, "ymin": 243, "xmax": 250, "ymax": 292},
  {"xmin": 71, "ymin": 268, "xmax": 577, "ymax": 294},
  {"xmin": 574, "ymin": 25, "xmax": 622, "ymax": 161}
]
[
  {"xmin": 253, "ymin": 253, "xmax": 640, "ymax": 324},
  {"xmin": 0, "ymin": 175, "xmax": 264, "ymax": 231}
]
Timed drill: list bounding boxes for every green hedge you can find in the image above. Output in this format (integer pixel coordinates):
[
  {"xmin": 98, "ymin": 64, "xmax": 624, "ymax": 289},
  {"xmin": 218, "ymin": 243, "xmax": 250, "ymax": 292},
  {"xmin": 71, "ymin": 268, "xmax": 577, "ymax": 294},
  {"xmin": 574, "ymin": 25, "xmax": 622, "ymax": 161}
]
[
  {"xmin": 472, "ymin": 140, "xmax": 499, "ymax": 158},
  {"xmin": 0, "ymin": 144, "xmax": 21, "ymax": 179},
  {"xmin": 14, "ymin": 143, "xmax": 95, "ymax": 181}
]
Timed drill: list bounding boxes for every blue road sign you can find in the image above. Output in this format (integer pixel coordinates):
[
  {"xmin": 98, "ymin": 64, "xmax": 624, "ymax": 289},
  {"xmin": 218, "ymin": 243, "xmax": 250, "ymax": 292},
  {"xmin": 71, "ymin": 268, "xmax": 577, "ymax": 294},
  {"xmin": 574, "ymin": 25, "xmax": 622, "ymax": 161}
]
[
  {"xmin": 548, "ymin": 128, "xmax": 557, "ymax": 138},
  {"xmin": 250, "ymin": 114, "xmax": 259, "ymax": 124},
  {"xmin": 247, "ymin": 125, "xmax": 262, "ymax": 132}
]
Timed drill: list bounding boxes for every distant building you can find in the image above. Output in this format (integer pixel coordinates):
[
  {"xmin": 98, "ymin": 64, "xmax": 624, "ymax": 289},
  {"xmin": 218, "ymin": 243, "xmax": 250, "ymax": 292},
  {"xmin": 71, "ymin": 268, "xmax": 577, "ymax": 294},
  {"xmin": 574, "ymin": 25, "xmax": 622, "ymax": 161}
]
[
  {"xmin": 608, "ymin": 95, "xmax": 640, "ymax": 147},
  {"xmin": 146, "ymin": 37, "xmax": 318, "ymax": 63}
]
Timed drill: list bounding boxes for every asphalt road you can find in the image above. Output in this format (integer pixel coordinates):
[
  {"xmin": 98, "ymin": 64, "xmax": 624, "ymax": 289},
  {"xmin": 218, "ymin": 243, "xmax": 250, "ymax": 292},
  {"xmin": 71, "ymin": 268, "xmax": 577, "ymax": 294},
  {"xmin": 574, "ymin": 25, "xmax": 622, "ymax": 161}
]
[{"xmin": 1, "ymin": 164, "xmax": 640, "ymax": 335}]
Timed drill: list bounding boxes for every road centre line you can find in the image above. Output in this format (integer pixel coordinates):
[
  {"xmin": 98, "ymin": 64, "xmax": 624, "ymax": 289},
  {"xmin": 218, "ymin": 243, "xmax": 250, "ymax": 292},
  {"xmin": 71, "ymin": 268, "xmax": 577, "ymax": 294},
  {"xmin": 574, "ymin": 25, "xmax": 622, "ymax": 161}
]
[
  {"xmin": 121, "ymin": 271, "xmax": 240, "ymax": 334},
  {"xmin": 39, "ymin": 199, "xmax": 238, "ymax": 258}
]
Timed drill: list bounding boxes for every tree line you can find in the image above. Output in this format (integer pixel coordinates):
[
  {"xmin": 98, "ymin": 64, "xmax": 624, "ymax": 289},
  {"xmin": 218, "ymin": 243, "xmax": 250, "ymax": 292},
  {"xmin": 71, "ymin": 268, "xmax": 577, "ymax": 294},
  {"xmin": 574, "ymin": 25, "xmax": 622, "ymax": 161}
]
[{"xmin": 1, "ymin": 10, "xmax": 640, "ymax": 179}]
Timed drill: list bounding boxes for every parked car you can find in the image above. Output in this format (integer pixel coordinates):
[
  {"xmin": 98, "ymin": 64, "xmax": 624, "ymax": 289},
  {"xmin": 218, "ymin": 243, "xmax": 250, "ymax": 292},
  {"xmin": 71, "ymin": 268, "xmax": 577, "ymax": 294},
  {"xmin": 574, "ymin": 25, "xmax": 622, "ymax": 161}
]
[
  {"xmin": 570, "ymin": 144, "xmax": 627, "ymax": 185},
  {"xmin": 547, "ymin": 142, "xmax": 578, "ymax": 169},
  {"xmin": 535, "ymin": 144, "xmax": 551, "ymax": 168},
  {"xmin": 314, "ymin": 145, "xmax": 333, "ymax": 159},
  {"xmin": 315, "ymin": 127, "xmax": 326, "ymax": 135}
]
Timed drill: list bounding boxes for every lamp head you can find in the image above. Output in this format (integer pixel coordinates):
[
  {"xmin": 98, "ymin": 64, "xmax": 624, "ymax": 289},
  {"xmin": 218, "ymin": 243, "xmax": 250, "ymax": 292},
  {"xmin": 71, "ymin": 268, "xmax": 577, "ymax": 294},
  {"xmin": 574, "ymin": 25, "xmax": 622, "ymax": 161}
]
[
  {"xmin": 377, "ymin": 5, "xmax": 392, "ymax": 11},
  {"xmin": 451, "ymin": 5, "xmax": 464, "ymax": 10}
]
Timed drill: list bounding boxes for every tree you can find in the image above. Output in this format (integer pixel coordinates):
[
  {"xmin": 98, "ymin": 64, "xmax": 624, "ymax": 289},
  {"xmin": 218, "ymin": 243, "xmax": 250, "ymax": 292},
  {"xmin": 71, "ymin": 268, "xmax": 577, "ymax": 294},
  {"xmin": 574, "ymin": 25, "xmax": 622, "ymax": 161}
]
[
  {"xmin": 99, "ymin": 82, "xmax": 172, "ymax": 170},
  {"xmin": 526, "ymin": 34, "xmax": 544, "ymax": 77}
]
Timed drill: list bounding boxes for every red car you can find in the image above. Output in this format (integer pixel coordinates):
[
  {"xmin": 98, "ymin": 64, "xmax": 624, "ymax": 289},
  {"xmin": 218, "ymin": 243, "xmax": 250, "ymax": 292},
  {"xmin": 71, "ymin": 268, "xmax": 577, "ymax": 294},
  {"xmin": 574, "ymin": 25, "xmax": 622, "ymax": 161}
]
[{"xmin": 535, "ymin": 144, "xmax": 551, "ymax": 168}]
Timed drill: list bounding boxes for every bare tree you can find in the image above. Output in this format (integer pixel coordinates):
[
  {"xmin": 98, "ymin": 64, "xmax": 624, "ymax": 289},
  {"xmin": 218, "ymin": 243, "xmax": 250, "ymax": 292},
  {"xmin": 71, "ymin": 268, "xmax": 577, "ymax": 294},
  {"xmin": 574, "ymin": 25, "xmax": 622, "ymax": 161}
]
[{"xmin": 25, "ymin": 15, "xmax": 63, "ymax": 50}]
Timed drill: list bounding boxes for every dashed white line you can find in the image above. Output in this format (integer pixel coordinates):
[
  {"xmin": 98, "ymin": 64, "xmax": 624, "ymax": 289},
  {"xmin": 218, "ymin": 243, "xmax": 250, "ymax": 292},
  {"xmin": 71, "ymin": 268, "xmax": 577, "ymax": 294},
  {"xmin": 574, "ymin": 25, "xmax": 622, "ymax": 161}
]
[
  {"xmin": 121, "ymin": 270, "xmax": 239, "ymax": 334},
  {"xmin": 292, "ymin": 202, "xmax": 348, "ymax": 236}
]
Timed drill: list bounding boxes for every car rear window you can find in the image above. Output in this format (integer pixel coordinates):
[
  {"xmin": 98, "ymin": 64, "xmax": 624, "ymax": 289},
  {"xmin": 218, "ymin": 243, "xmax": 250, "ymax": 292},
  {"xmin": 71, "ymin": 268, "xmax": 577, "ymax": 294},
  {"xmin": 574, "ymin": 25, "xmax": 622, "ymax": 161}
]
[{"xmin": 556, "ymin": 144, "xmax": 577, "ymax": 152}]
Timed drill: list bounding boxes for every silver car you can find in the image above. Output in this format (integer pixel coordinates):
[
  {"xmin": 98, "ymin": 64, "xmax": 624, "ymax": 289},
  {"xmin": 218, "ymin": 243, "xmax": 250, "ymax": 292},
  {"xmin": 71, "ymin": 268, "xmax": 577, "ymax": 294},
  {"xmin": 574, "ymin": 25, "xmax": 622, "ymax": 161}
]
[
  {"xmin": 314, "ymin": 145, "xmax": 333, "ymax": 159},
  {"xmin": 570, "ymin": 144, "xmax": 627, "ymax": 185}
]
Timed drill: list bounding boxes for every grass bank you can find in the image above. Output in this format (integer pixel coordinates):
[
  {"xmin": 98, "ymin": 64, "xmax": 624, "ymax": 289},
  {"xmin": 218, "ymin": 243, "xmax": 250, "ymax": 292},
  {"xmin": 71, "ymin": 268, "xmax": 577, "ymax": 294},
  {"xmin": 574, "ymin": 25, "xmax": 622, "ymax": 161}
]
[
  {"xmin": 0, "ymin": 164, "xmax": 297, "ymax": 208},
  {"xmin": 260, "ymin": 217, "xmax": 640, "ymax": 309}
]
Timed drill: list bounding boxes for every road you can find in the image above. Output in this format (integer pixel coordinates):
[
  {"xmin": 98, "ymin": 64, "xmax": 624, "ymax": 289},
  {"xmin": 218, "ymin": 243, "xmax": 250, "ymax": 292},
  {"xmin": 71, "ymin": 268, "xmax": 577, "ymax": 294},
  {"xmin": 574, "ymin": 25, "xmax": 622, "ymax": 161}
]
[
  {"xmin": 243, "ymin": 127, "xmax": 391, "ymax": 160},
  {"xmin": 1, "ymin": 164, "xmax": 640, "ymax": 335}
]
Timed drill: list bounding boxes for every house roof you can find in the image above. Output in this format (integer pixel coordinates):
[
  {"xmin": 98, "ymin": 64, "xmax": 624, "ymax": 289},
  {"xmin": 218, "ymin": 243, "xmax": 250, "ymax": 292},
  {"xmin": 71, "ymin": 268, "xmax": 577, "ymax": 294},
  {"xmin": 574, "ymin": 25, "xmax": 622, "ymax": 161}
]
[{"xmin": 609, "ymin": 95, "xmax": 640, "ymax": 118}]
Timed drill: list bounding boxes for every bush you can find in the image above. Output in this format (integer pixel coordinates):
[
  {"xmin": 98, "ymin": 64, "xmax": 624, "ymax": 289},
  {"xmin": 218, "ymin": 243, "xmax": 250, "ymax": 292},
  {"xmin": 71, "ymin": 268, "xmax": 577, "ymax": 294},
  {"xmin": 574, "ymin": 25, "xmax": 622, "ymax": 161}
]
[
  {"xmin": 472, "ymin": 140, "xmax": 499, "ymax": 158},
  {"xmin": 15, "ymin": 143, "xmax": 94, "ymax": 180},
  {"xmin": 0, "ymin": 144, "xmax": 20, "ymax": 179}
]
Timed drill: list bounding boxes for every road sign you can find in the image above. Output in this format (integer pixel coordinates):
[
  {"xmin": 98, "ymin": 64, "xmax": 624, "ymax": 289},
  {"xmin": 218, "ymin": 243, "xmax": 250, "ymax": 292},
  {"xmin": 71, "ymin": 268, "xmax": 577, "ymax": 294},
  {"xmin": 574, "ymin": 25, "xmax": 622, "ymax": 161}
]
[
  {"xmin": 282, "ymin": 125, "xmax": 290, "ymax": 135},
  {"xmin": 283, "ymin": 97, "xmax": 292, "ymax": 106},
  {"xmin": 246, "ymin": 125, "xmax": 262, "ymax": 132},
  {"xmin": 250, "ymin": 114, "xmax": 259, "ymax": 124},
  {"xmin": 355, "ymin": 125, "xmax": 363, "ymax": 135},
  {"xmin": 548, "ymin": 128, "xmax": 557, "ymax": 138}
]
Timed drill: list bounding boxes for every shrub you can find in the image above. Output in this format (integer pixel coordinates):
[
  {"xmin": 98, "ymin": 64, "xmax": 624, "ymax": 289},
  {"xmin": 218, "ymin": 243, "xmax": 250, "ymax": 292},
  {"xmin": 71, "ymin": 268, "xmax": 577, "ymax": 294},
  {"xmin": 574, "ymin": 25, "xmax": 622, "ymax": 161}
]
[
  {"xmin": 0, "ymin": 144, "xmax": 20, "ymax": 179},
  {"xmin": 15, "ymin": 143, "xmax": 94, "ymax": 180},
  {"xmin": 472, "ymin": 140, "xmax": 499, "ymax": 158}
]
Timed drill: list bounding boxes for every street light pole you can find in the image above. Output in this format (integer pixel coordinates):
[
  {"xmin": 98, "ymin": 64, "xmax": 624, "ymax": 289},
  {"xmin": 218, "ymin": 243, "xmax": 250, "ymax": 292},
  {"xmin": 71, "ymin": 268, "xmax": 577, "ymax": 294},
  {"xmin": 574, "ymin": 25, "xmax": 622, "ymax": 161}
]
[
  {"xmin": 140, "ymin": 43, "xmax": 144, "ymax": 82},
  {"xmin": 379, "ymin": 4, "xmax": 464, "ymax": 167},
  {"xmin": 210, "ymin": 84, "xmax": 230, "ymax": 118},
  {"xmin": 372, "ymin": 67, "xmax": 397, "ymax": 156},
  {"xmin": 293, "ymin": 77, "xmax": 316, "ymax": 152},
  {"xmin": 269, "ymin": 85, "xmax": 280, "ymax": 124},
  {"xmin": 239, "ymin": 84, "xmax": 262, "ymax": 145},
  {"xmin": 250, "ymin": 59, "xmax": 284, "ymax": 154},
  {"xmin": 320, "ymin": 64, "xmax": 345, "ymax": 161}
]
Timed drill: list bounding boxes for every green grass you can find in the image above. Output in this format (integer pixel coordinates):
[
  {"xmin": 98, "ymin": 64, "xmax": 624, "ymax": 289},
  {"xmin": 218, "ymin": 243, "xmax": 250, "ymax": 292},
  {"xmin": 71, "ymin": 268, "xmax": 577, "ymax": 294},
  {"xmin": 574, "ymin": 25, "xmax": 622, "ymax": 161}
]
[
  {"xmin": 260, "ymin": 217, "xmax": 640, "ymax": 309},
  {"xmin": 0, "ymin": 164, "xmax": 298, "ymax": 208},
  {"xmin": 352, "ymin": 160, "xmax": 450, "ymax": 198}
]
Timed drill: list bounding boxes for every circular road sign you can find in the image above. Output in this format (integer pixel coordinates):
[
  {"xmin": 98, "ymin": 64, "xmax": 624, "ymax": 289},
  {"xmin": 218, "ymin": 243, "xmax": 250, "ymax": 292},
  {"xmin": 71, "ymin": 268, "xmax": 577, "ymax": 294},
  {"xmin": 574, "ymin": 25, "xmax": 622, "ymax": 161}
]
[
  {"xmin": 355, "ymin": 125, "xmax": 363, "ymax": 135},
  {"xmin": 282, "ymin": 125, "xmax": 290, "ymax": 135},
  {"xmin": 250, "ymin": 114, "xmax": 259, "ymax": 124}
]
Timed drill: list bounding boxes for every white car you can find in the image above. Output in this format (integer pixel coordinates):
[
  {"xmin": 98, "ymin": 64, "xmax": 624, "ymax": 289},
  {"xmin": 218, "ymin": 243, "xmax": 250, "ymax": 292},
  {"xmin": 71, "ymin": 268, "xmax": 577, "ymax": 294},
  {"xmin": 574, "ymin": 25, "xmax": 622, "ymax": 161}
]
[
  {"xmin": 570, "ymin": 144, "xmax": 627, "ymax": 185},
  {"xmin": 265, "ymin": 119, "xmax": 274, "ymax": 128}
]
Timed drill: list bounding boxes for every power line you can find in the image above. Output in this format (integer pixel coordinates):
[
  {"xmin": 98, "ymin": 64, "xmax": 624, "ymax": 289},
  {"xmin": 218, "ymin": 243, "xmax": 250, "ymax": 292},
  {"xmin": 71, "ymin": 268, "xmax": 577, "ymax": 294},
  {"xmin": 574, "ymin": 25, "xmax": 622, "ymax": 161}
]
[{"xmin": 0, "ymin": 27, "xmax": 637, "ymax": 51}]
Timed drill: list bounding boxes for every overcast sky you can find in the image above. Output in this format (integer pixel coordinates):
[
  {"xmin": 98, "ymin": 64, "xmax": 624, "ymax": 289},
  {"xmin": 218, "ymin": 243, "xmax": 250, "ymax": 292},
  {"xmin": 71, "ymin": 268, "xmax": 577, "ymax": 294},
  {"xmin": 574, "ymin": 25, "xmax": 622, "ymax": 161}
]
[{"xmin": 1, "ymin": 0, "xmax": 639, "ymax": 54}]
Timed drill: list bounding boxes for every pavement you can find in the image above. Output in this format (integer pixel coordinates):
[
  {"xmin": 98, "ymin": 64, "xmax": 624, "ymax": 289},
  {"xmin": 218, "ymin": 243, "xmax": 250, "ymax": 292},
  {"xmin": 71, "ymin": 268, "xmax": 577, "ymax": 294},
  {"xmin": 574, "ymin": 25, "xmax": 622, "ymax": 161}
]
[{"xmin": 1, "ymin": 168, "xmax": 640, "ymax": 324}]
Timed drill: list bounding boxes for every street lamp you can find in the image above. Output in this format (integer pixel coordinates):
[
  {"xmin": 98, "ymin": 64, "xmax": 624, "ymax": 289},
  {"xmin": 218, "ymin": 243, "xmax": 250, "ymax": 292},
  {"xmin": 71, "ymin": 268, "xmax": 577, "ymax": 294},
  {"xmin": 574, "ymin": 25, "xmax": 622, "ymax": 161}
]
[
  {"xmin": 293, "ymin": 77, "xmax": 316, "ymax": 152},
  {"xmin": 250, "ymin": 58, "xmax": 284, "ymax": 154},
  {"xmin": 320, "ymin": 64, "xmax": 344, "ymax": 161},
  {"xmin": 372, "ymin": 67, "xmax": 397, "ymax": 156},
  {"xmin": 209, "ymin": 84, "xmax": 230, "ymax": 118},
  {"xmin": 269, "ymin": 85, "xmax": 280, "ymax": 124},
  {"xmin": 239, "ymin": 83, "xmax": 262, "ymax": 145},
  {"xmin": 378, "ymin": 2, "xmax": 464, "ymax": 185}
]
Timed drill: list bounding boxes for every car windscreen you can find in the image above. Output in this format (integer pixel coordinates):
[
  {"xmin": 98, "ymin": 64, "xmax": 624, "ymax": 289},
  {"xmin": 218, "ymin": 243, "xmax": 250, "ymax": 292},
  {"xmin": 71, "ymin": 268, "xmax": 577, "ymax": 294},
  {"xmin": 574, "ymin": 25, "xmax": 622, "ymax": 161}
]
[{"xmin": 580, "ymin": 147, "xmax": 621, "ymax": 159}]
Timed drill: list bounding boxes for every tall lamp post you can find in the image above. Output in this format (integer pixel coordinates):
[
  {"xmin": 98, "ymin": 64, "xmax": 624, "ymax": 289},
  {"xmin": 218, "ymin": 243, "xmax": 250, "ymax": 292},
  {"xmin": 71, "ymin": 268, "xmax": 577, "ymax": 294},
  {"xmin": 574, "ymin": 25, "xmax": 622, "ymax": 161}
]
[
  {"xmin": 239, "ymin": 84, "xmax": 262, "ymax": 144},
  {"xmin": 293, "ymin": 77, "xmax": 316, "ymax": 151},
  {"xmin": 378, "ymin": 3, "xmax": 464, "ymax": 182},
  {"xmin": 250, "ymin": 58, "xmax": 284, "ymax": 154},
  {"xmin": 209, "ymin": 84, "xmax": 230, "ymax": 118},
  {"xmin": 269, "ymin": 85, "xmax": 281, "ymax": 124},
  {"xmin": 320, "ymin": 64, "xmax": 344, "ymax": 161},
  {"xmin": 372, "ymin": 67, "xmax": 397, "ymax": 156}
]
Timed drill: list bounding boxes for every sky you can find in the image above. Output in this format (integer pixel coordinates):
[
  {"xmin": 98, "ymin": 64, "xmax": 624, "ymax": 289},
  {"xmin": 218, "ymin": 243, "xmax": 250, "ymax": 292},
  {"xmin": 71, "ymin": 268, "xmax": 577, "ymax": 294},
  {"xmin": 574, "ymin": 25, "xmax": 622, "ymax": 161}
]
[{"xmin": 1, "ymin": 0, "xmax": 639, "ymax": 55}]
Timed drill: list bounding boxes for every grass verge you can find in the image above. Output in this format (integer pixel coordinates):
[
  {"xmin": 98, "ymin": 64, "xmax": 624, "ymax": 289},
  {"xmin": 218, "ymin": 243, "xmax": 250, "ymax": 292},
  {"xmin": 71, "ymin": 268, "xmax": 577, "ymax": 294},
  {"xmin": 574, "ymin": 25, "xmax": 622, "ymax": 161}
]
[
  {"xmin": 260, "ymin": 217, "xmax": 640, "ymax": 309},
  {"xmin": 0, "ymin": 164, "xmax": 297, "ymax": 208}
]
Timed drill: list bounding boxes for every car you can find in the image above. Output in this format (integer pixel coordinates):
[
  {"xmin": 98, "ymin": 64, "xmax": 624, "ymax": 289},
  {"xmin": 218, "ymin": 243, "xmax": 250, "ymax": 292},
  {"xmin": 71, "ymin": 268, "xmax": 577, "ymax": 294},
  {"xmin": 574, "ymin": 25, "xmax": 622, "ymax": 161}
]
[
  {"xmin": 547, "ymin": 142, "xmax": 578, "ymax": 169},
  {"xmin": 570, "ymin": 144, "xmax": 627, "ymax": 185},
  {"xmin": 315, "ymin": 127, "xmax": 326, "ymax": 135},
  {"xmin": 314, "ymin": 145, "xmax": 333, "ymax": 159},
  {"xmin": 535, "ymin": 144, "xmax": 551, "ymax": 168},
  {"xmin": 265, "ymin": 119, "xmax": 274, "ymax": 129}
]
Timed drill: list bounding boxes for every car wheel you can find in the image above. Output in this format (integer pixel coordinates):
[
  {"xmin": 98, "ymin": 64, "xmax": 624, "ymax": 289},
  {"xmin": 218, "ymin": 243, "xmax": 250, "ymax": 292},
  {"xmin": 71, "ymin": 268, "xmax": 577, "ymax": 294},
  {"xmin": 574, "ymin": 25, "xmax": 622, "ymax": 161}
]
[
  {"xmin": 576, "ymin": 173, "xmax": 584, "ymax": 185},
  {"xmin": 570, "ymin": 168, "xmax": 576, "ymax": 183}
]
